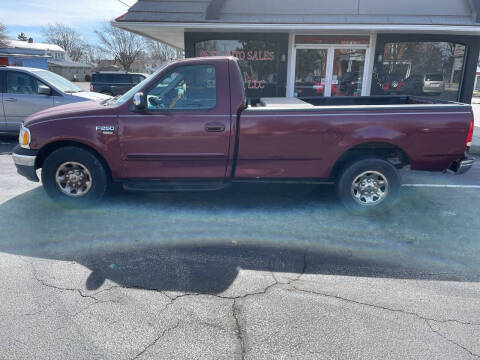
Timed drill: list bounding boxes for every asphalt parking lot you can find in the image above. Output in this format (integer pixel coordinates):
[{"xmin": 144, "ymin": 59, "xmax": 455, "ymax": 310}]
[{"xmin": 1, "ymin": 136, "xmax": 480, "ymax": 359}]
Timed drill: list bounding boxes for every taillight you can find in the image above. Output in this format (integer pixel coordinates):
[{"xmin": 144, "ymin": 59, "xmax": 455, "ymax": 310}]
[
  {"xmin": 466, "ymin": 116, "xmax": 474, "ymax": 148},
  {"xmin": 398, "ymin": 81, "xmax": 405, "ymax": 89},
  {"xmin": 89, "ymin": 84, "xmax": 93, "ymax": 91}
]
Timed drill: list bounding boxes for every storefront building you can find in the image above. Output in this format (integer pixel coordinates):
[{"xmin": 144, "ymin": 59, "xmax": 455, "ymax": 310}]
[{"xmin": 114, "ymin": 0, "xmax": 480, "ymax": 103}]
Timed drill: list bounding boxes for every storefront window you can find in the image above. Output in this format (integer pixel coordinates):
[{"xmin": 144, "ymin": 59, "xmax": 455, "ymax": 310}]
[
  {"xmin": 195, "ymin": 39, "xmax": 283, "ymax": 98},
  {"xmin": 372, "ymin": 42, "xmax": 466, "ymax": 101}
]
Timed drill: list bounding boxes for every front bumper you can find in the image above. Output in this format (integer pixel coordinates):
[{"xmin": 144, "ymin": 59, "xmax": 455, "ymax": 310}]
[
  {"xmin": 12, "ymin": 145, "xmax": 39, "ymax": 182},
  {"xmin": 449, "ymin": 156, "xmax": 475, "ymax": 175}
]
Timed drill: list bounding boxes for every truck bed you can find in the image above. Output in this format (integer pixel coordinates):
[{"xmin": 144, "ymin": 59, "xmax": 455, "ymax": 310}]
[
  {"xmin": 237, "ymin": 95, "xmax": 472, "ymax": 179},
  {"xmin": 252, "ymin": 95, "xmax": 466, "ymax": 110}
]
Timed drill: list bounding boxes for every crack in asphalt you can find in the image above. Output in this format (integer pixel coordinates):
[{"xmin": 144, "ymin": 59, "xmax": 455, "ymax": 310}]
[
  {"xmin": 289, "ymin": 286, "xmax": 480, "ymax": 327},
  {"xmin": 29, "ymin": 262, "xmax": 124, "ymax": 318},
  {"xmin": 31, "ymin": 263, "xmax": 99, "ymax": 301},
  {"xmin": 426, "ymin": 320, "xmax": 480, "ymax": 359},
  {"xmin": 130, "ymin": 321, "xmax": 180, "ymax": 360},
  {"xmin": 290, "ymin": 286, "xmax": 480, "ymax": 358},
  {"xmin": 26, "ymin": 254, "xmax": 479, "ymax": 358},
  {"xmin": 232, "ymin": 299, "xmax": 246, "ymax": 360}
]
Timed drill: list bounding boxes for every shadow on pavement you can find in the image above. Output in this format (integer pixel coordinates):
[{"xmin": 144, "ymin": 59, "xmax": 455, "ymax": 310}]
[
  {"xmin": 0, "ymin": 136, "xmax": 17, "ymax": 154},
  {"xmin": 1, "ymin": 183, "xmax": 479, "ymax": 293}
]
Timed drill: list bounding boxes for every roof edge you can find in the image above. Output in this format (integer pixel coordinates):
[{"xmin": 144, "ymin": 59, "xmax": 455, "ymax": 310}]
[{"xmin": 114, "ymin": 21, "xmax": 480, "ymax": 34}]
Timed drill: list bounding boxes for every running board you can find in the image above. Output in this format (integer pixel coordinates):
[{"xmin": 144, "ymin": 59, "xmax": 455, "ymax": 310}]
[{"xmin": 122, "ymin": 180, "xmax": 231, "ymax": 192}]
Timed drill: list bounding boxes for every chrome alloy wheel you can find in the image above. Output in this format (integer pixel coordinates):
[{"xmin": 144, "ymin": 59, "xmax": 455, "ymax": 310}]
[
  {"xmin": 55, "ymin": 161, "xmax": 92, "ymax": 197},
  {"xmin": 350, "ymin": 170, "xmax": 389, "ymax": 206}
]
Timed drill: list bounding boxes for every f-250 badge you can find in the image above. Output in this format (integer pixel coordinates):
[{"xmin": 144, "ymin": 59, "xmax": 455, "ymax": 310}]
[{"xmin": 96, "ymin": 126, "xmax": 115, "ymax": 134}]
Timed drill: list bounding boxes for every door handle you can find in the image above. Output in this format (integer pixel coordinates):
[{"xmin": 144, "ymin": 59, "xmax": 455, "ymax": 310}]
[
  {"xmin": 205, "ymin": 122, "xmax": 225, "ymax": 132},
  {"xmin": 4, "ymin": 98, "xmax": 18, "ymax": 102}
]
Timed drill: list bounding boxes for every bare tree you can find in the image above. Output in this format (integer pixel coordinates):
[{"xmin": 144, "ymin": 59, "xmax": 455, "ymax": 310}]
[
  {"xmin": 95, "ymin": 23, "xmax": 145, "ymax": 71},
  {"xmin": 43, "ymin": 23, "xmax": 86, "ymax": 62},
  {"xmin": 82, "ymin": 44, "xmax": 104, "ymax": 64},
  {"xmin": 145, "ymin": 39, "xmax": 178, "ymax": 63},
  {"xmin": 0, "ymin": 22, "xmax": 7, "ymax": 47}
]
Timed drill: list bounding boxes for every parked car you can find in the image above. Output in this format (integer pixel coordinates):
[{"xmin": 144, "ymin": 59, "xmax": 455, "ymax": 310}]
[
  {"xmin": 90, "ymin": 72, "xmax": 147, "ymax": 96},
  {"xmin": 0, "ymin": 66, "xmax": 111, "ymax": 134},
  {"xmin": 401, "ymin": 74, "xmax": 424, "ymax": 95},
  {"xmin": 338, "ymin": 72, "xmax": 362, "ymax": 96},
  {"xmin": 12, "ymin": 57, "xmax": 474, "ymax": 214},
  {"xmin": 295, "ymin": 76, "xmax": 339, "ymax": 97},
  {"xmin": 380, "ymin": 74, "xmax": 406, "ymax": 94},
  {"xmin": 422, "ymin": 73, "xmax": 445, "ymax": 95},
  {"xmin": 380, "ymin": 73, "xmax": 446, "ymax": 96}
]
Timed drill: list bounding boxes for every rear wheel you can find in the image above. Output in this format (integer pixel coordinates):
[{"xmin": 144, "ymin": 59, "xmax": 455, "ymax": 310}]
[
  {"xmin": 41, "ymin": 146, "xmax": 109, "ymax": 207},
  {"xmin": 336, "ymin": 157, "xmax": 400, "ymax": 215}
]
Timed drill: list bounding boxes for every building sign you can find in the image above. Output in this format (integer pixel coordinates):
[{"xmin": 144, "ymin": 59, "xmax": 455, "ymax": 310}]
[
  {"xmin": 295, "ymin": 35, "xmax": 369, "ymax": 45},
  {"xmin": 195, "ymin": 39, "xmax": 282, "ymax": 97}
]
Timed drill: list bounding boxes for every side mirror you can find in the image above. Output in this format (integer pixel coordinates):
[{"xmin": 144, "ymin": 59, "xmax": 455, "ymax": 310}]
[
  {"xmin": 38, "ymin": 85, "xmax": 51, "ymax": 96},
  {"xmin": 133, "ymin": 92, "xmax": 146, "ymax": 111}
]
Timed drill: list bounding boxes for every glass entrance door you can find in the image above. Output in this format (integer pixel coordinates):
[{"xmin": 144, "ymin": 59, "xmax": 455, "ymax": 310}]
[
  {"xmin": 332, "ymin": 48, "xmax": 366, "ymax": 96},
  {"xmin": 294, "ymin": 49, "xmax": 328, "ymax": 98},
  {"xmin": 294, "ymin": 46, "xmax": 367, "ymax": 98}
]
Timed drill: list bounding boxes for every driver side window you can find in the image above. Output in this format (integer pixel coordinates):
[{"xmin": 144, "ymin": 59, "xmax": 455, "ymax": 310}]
[
  {"xmin": 145, "ymin": 64, "xmax": 217, "ymax": 111},
  {"xmin": 7, "ymin": 71, "xmax": 43, "ymax": 95}
]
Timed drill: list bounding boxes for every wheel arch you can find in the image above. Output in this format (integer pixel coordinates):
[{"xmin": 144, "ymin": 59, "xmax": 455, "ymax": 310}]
[
  {"xmin": 35, "ymin": 140, "xmax": 112, "ymax": 181},
  {"xmin": 330, "ymin": 141, "xmax": 411, "ymax": 180}
]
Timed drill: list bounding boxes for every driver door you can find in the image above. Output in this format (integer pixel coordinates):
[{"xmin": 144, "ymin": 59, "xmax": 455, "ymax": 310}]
[
  {"xmin": 4, "ymin": 71, "xmax": 54, "ymax": 132},
  {"xmin": 118, "ymin": 61, "xmax": 232, "ymax": 179}
]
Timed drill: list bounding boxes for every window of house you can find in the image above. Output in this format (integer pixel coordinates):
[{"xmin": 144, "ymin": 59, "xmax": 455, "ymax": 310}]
[
  {"xmin": 372, "ymin": 41, "xmax": 466, "ymax": 101},
  {"xmin": 145, "ymin": 65, "xmax": 216, "ymax": 111}
]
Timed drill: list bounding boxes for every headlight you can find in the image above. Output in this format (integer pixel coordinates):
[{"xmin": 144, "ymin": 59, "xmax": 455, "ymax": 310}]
[{"xmin": 19, "ymin": 125, "xmax": 31, "ymax": 149}]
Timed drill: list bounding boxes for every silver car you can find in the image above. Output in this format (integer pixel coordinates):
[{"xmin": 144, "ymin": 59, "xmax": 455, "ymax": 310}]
[
  {"xmin": 422, "ymin": 73, "xmax": 445, "ymax": 95},
  {"xmin": 0, "ymin": 66, "xmax": 111, "ymax": 134}
]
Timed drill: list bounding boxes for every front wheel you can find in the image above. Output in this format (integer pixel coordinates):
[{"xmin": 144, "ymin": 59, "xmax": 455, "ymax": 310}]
[
  {"xmin": 41, "ymin": 146, "xmax": 110, "ymax": 207},
  {"xmin": 336, "ymin": 158, "xmax": 400, "ymax": 215}
]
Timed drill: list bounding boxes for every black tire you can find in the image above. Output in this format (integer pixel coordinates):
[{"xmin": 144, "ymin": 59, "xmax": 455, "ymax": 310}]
[
  {"xmin": 336, "ymin": 157, "xmax": 400, "ymax": 216},
  {"xmin": 41, "ymin": 146, "xmax": 109, "ymax": 207}
]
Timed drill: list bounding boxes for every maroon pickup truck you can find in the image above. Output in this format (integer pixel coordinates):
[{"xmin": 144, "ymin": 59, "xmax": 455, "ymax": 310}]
[{"xmin": 12, "ymin": 56, "xmax": 475, "ymax": 214}]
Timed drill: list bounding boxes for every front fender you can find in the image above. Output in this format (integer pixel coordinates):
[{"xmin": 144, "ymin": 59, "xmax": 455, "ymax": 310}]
[{"xmin": 29, "ymin": 116, "xmax": 123, "ymax": 178}]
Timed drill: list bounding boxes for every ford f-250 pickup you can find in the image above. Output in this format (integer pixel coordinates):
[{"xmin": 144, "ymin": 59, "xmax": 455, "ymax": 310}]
[{"xmin": 12, "ymin": 56, "xmax": 475, "ymax": 214}]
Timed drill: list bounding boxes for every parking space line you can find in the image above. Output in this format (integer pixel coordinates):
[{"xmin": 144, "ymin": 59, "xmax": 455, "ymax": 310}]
[{"xmin": 402, "ymin": 184, "xmax": 480, "ymax": 189}]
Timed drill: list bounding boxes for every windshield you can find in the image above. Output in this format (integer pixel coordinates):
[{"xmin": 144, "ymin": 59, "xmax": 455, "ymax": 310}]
[
  {"xmin": 111, "ymin": 63, "xmax": 170, "ymax": 106},
  {"xmin": 32, "ymin": 70, "xmax": 83, "ymax": 93}
]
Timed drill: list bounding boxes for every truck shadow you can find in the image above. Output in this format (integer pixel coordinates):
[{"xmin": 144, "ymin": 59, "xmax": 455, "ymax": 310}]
[{"xmin": 1, "ymin": 184, "xmax": 479, "ymax": 294}]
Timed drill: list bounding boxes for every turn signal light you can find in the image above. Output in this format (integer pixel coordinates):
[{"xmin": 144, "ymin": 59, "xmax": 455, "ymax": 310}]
[{"xmin": 19, "ymin": 126, "xmax": 31, "ymax": 149}]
